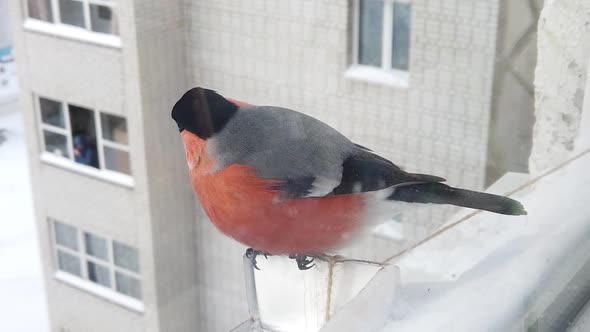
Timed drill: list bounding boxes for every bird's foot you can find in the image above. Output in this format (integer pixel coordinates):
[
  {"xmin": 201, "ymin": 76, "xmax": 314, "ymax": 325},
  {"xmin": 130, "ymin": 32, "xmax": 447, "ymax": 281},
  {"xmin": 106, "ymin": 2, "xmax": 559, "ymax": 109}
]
[
  {"xmin": 245, "ymin": 248, "xmax": 270, "ymax": 270},
  {"xmin": 288, "ymin": 254, "xmax": 315, "ymax": 270}
]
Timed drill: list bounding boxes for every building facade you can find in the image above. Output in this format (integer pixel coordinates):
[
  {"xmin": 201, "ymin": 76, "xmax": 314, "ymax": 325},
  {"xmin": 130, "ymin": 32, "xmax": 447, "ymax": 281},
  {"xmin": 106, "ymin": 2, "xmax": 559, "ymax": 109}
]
[
  {"xmin": 10, "ymin": 0, "xmax": 202, "ymax": 331},
  {"xmin": 10, "ymin": 0, "xmax": 535, "ymax": 331}
]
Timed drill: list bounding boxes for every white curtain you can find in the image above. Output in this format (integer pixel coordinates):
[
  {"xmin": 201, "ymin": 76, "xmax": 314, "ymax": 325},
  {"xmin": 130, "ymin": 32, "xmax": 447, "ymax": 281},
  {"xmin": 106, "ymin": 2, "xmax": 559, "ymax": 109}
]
[{"xmin": 27, "ymin": 0, "xmax": 53, "ymax": 22}]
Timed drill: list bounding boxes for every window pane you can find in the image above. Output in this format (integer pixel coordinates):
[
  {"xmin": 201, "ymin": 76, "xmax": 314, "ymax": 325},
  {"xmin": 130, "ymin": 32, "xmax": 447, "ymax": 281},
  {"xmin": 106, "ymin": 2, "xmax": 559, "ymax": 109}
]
[
  {"xmin": 358, "ymin": 0, "xmax": 383, "ymax": 67},
  {"xmin": 55, "ymin": 221, "xmax": 78, "ymax": 250},
  {"xmin": 104, "ymin": 146, "xmax": 131, "ymax": 175},
  {"xmin": 43, "ymin": 130, "xmax": 69, "ymax": 158},
  {"xmin": 59, "ymin": 0, "xmax": 85, "ymax": 28},
  {"xmin": 113, "ymin": 241, "xmax": 140, "ymax": 272},
  {"xmin": 39, "ymin": 97, "xmax": 64, "ymax": 128},
  {"xmin": 27, "ymin": 0, "xmax": 53, "ymax": 22},
  {"xmin": 87, "ymin": 261, "xmax": 111, "ymax": 287},
  {"xmin": 392, "ymin": 3, "xmax": 411, "ymax": 70},
  {"xmin": 84, "ymin": 233, "xmax": 108, "ymax": 260},
  {"xmin": 100, "ymin": 113, "xmax": 128, "ymax": 144},
  {"xmin": 90, "ymin": 4, "xmax": 119, "ymax": 35},
  {"xmin": 115, "ymin": 272, "xmax": 141, "ymax": 299},
  {"xmin": 57, "ymin": 250, "xmax": 81, "ymax": 276},
  {"xmin": 69, "ymin": 105, "xmax": 99, "ymax": 168}
]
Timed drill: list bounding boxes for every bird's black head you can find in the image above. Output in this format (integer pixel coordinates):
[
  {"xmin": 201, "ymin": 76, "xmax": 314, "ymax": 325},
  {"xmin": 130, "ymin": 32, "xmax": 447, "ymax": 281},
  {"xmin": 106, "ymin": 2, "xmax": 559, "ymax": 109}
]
[{"xmin": 171, "ymin": 87, "xmax": 238, "ymax": 139}]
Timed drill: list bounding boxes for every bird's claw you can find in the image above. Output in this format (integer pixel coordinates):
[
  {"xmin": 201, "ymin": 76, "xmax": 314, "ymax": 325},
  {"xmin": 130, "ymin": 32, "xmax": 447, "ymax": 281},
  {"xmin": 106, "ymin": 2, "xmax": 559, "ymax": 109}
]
[
  {"xmin": 289, "ymin": 254, "xmax": 315, "ymax": 270},
  {"xmin": 246, "ymin": 250, "xmax": 315, "ymax": 270},
  {"xmin": 245, "ymin": 248, "xmax": 270, "ymax": 270}
]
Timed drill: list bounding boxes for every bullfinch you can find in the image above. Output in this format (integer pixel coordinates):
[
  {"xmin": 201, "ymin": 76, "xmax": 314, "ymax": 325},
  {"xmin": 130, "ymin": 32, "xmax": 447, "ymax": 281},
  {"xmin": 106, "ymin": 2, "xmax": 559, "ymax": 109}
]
[{"xmin": 171, "ymin": 87, "xmax": 526, "ymax": 270}]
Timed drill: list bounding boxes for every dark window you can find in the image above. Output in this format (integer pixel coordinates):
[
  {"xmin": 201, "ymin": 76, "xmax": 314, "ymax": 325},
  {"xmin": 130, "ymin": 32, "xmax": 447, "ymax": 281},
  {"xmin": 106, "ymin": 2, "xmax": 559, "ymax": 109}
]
[
  {"xmin": 391, "ymin": 3, "xmax": 411, "ymax": 70},
  {"xmin": 90, "ymin": 4, "xmax": 119, "ymax": 35},
  {"xmin": 358, "ymin": 0, "xmax": 384, "ymax": 67},
  {"xmin": 69, "ymin": 104, "xmax": 99, "ymax": 168},
  {"xmin": 59, "ymin": 0, "xmax": 85, "ymax": 28}
]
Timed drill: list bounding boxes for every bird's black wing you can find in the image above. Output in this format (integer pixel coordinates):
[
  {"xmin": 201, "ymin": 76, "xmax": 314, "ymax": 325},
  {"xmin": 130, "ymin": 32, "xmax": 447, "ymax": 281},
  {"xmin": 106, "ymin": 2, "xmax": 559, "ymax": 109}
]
[
  {"xmin": 271, "ymin": 149, "xmax": 445, "ymax": 198},
  {"xmin": 330, "ymin": 152, "xmax": 445, "ymax": 196}
]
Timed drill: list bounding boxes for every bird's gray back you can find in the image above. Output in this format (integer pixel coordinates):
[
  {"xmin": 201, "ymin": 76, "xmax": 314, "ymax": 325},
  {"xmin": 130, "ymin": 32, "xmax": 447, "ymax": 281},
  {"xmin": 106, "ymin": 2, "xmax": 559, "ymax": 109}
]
[{"xmin": 207, "ymin": 106, "xmax": 355, "ymax": 184}]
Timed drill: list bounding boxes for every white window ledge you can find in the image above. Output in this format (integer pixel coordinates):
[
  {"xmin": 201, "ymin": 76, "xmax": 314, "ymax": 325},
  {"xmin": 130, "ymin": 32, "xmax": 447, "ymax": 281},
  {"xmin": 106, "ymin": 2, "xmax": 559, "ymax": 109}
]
[
  {"xmin": 344, "ymin": 65, "xmax": 409, "ymax": 88},
  {"xmin": 41, "ymin": 152, "xmax": 134, "ymax": 188},
  {"xmin": 55, "ymin": 271, "xmax": 144, "ymax": 313},
  {"xmin": 23, "ymin": 19, "xmax": 122, "ymax": 49}
]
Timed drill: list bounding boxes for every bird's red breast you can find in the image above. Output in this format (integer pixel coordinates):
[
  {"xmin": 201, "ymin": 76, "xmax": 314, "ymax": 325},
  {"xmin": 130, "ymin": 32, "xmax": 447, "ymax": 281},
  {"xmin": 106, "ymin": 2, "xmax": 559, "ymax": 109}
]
[{"xmin": 181, "ymin": 131, "xmax": 367, "ymax": 255}]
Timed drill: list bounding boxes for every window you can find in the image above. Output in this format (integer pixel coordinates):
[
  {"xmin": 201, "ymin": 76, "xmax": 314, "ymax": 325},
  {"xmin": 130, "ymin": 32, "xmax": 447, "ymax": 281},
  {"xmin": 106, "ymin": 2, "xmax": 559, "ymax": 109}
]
[
  {"xmin": 50, "ymin": 219, "xmax": 142, "ymax": 301},
  {"xmin": 54, "ymin": 222, "xmax": 82, "ymax": 276},
  {"xmin": 100, "ymin": 113, "xmax": 131, "ymax": 175},
  {"xmin": 25, "ymin": 0, "xmax": 119, "ymax": 36},
  {"xmin": 350, "ymin": 0, "xmax": 412, "ymax": 79},
  {"xmin": 27, "ymin": 0, "xmax": 53, "ymax": 22},
  {"xmin": 36, "ymin": 95, "xmax": 132, "ymax": 178},
  {"xmin": 69, "ymin": 104, "xmax": 99, "ymax": 169}
]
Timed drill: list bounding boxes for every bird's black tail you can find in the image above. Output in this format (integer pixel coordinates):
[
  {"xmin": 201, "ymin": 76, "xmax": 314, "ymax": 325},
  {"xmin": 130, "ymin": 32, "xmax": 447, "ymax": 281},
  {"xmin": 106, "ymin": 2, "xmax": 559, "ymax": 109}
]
[{"xmin": 388, "ymin": 182, "xmax": 526, "ymax": 216}]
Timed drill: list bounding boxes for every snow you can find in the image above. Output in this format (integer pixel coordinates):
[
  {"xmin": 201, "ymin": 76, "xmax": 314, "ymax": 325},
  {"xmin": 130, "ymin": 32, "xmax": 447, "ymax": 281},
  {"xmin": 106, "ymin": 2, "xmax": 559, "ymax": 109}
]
[
  {"xmin": 315, "ymin": 149, "xmax": 590, "ymax": 332},
  {"xmin": 0, "ymin": 101, "xmax": 50, "ymax": 332}
]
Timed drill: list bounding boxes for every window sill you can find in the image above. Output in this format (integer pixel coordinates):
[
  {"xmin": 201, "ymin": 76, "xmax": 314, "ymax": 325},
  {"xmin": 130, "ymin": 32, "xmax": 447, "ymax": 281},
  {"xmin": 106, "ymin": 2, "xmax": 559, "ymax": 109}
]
[
  {"xmin": 344, "ymin": 65, "xmax": 409, "ymax": 88},
  {"xmin": 23, "ymin": 19, "xmax": 122, "ymax": 49},
  {"xmin": 54, "ymin": 271, "xmax": 144, "ymax": 313},
  {"xmin": 41, "ymin": 152, "xmax": 134, "ymax": 188}
]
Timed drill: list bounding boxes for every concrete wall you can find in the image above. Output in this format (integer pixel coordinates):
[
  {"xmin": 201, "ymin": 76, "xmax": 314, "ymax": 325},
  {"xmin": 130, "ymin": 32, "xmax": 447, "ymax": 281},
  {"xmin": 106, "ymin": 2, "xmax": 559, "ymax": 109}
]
[
  {"xmin": 131, "ymin": 0, "xmax": 201, "ymax": 331},
  {"xmin": 486, "ymin": 0, "xmax": 541, "ymax": 185},
  {"xmin": 186, "ymin": 0, "xmax": 501, "ymax": 330},
  {"xmin": 580, "ymin": 55, "xmax": 590, "ymax": 149},
  {"xmin": 530, "ymin": 0, "xmax": 590, "ymax": 173}
]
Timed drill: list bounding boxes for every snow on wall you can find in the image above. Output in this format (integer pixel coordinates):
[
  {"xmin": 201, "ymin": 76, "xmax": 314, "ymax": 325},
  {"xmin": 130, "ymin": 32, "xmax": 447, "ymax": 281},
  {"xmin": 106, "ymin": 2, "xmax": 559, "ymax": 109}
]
[{"xmin": 529, "ymin": 0, "xmax": 590, "ymax": 173}]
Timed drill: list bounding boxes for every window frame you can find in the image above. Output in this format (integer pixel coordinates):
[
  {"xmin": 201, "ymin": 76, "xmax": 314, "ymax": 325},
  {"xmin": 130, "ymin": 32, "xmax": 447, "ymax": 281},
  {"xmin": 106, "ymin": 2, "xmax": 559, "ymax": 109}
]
[
  {"xmin": 34, "ymin": 94, "xmax": 133, "ymax": 187},
  {"xmin": 49, "ymin": 218, "xmax": 144, "ymax": 312},
  {"xmin": 23, "ymin": 0, "xmax": 121, "ymax": 48},
  {"xmin": 37, "ymin": 96, "xmax": 74, "ymax": 159},
  {"xmin": 99, "ymin": 111, "xmax": 132, "ymax": 175},
  {"xmin": 346, "ymin": 0, "xmax": 411, "ymax": 87}
]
